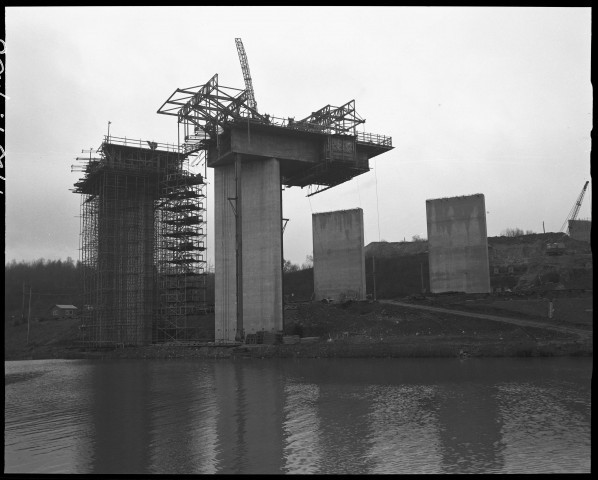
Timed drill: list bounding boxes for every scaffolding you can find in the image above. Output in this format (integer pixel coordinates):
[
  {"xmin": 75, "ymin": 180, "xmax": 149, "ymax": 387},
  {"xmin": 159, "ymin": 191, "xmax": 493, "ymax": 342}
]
[
  {"xmin": 154, "ymin": 145, "xmax": 208, "ymax": 343},
  {"xmin": 72, "ymin": 136, "xmax": 209, "ymax": 347}
]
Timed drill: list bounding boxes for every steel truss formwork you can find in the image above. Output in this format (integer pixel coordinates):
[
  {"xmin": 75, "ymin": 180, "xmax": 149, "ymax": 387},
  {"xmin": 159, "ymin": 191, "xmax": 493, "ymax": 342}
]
[
  {"xmin": 157, "ymin": 74, "xmax": 393, "ymax": 196},
  {"xmin": 72, "ymin": 136, "xmax": 208, "ymax": 347}
]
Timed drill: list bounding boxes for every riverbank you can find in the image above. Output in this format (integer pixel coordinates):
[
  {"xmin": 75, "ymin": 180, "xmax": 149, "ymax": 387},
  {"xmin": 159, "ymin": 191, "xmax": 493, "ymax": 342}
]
[
  {"xmin": 5, "ymin": 293, "xmax": 592, "ymax": 361},
  {"xmin": 4, "ymin": 337, "xmax": 593, "ymax": 362},
  {"xmin": 42, "ymin": 337, "xmax": 591, "ymax": 361},
  {"xmin": 5, "ymin": 337, "xmax": 592, "ymax": 361}
]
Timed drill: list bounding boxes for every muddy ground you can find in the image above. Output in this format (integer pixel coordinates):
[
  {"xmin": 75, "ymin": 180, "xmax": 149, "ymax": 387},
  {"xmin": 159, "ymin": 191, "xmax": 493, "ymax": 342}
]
[{"xmin": 5, "ymin": 292, "xmax": 592, "ymax": 361}]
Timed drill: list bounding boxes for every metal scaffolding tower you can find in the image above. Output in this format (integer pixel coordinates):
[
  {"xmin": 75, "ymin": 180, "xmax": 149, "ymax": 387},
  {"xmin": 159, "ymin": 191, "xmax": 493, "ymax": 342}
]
[
  {"xmin": 72, "ymin": 135, "xmax": 209, "ymax": 347},
  {"xmin": 154, "ymin": 145, "xmax": 208, "ymax": 343}
]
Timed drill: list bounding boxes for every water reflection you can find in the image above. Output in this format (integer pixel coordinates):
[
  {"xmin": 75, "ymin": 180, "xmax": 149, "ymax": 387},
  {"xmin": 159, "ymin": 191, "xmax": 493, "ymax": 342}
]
[
  {"xmin": 213, "ymin": 362, "xmax": 285, "ymax": 474},
  {"xmin": 146, "ymin": 362, "xmax": 219, "ymax": 473},
  {"xmin": 4, "ymin": 357, "xmax": 592, "ymax": 474},
  {"xmin": 436, "ymin": 382, "xmax": 505, "ymax": 473},
  {"xmin": 317, "ymin": 382, "xmax": 375, "ymax": 474},
  {"xmin": 367, "ymin": 384, "xmax": 441, "ymax": 474},
  {"xmin": 4, "ymin": 360, "xmax": 95, "ymax": 473},
  {"xmin": 90, "ymin": 361, "xmax": 153, "ymax": 474},
  {"xmin": 496, "ymin": 370, "xmax": 592, "ymax": 473},
  {"xmin": 282, "ymin": 382, "xmax": 322, "ymax": 473}
]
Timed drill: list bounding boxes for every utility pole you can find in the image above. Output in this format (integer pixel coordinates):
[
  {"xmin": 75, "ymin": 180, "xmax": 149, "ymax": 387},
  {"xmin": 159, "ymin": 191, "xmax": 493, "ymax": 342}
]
[
  {"xmin": 26, "ymin": 286, "xmax": 32, "ymax": 345},
  {"xmin": 420, "ymin": 263, "xmax": 425, "ymax": 294},
  {"xmin": 372, "ymin": 256, "xmax": 376, "ymax": 301},
  {"xmin": 21, "ymin": 282, "xmax": 25, "ymax": 324}
]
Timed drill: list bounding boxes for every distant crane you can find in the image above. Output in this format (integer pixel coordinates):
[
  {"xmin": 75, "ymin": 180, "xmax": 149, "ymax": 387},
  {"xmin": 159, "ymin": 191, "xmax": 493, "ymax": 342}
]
[
  {"xmin": 559, "ymin": 180, "xmax": 590, "ymax": 234},
  {"xmin": 235, "ymin": 38, "xmax": 258, "ymax": 112}
]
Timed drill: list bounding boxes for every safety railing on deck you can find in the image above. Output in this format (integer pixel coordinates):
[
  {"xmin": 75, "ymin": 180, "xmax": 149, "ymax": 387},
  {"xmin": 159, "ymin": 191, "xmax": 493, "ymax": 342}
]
[
  {"xmin": 356, "ymin": 131, "xmax": 392, "ymax": 147},
  {"xmin": 103, "ymin": 135, "xmax": 181, "ymax": 153},
  {"xmin": 234, "ymin": 113, "xmax": 393, "ymax": 146}
]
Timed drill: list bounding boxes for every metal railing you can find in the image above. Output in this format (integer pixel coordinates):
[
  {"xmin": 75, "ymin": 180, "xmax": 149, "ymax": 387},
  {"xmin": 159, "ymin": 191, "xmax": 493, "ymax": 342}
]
[
  {"xmin": 233, "ymin": 113, "xmax": 393, "ymax": 146},
  {"xmin": 356, "ymin": 131, "xmax": 392, "ymax": 147},
  {"xmin": 103, "ymin": 135, "xmax": 181, "ymax": 153}
]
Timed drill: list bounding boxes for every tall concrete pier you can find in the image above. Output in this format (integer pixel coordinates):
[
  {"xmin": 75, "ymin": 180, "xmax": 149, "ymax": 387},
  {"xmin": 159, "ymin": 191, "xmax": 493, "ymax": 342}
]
[
  {"xmin": 312, "ymin": 208, "xmax": 366, "ymax": 302},
  {"xmin": 426, "ymin": 193, "xmax": 491, "ymax": 294},
  {"xmin": 215, "ymin": 157, "xmax": 283, "ymax": 342}
]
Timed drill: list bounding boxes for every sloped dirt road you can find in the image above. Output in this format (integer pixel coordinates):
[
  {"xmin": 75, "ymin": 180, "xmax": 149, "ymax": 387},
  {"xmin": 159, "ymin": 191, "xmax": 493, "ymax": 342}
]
[{"xmin": 379, "ymin": 299, "xmax": 592, "ymax": 340}]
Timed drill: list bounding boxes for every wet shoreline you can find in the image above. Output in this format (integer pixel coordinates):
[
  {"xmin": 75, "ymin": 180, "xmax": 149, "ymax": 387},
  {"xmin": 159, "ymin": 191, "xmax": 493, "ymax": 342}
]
[{"xmin": 5, "ymin": 336, "xmax": 592, "ymax": 362}]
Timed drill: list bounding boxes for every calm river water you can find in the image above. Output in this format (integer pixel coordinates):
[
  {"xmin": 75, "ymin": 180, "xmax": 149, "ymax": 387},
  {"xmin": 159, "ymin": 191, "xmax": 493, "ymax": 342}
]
[{"xmin": 4, "ymin": 357, "xmax": 591, "ymax": 474}]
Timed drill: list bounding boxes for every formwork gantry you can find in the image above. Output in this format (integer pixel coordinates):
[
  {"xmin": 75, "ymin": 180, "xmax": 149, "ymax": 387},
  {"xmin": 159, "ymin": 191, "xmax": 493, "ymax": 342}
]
[{"xmin": 157, "ymin": 73, "xmax": 393, "ymax": 196}]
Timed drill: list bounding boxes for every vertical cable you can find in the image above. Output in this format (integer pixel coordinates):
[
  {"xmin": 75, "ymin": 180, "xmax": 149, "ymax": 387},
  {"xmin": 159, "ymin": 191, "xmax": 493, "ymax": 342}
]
[
  {"xmin": 374, "ymin": 158, "xmax": 381, "ymax": 241},
  {"xmin": 356, "ymin": 176, "xmax": 367, "ymax": 246}
]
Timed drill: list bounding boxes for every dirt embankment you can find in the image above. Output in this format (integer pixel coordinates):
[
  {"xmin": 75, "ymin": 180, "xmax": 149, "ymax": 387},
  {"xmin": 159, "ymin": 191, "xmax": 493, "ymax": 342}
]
[
  {"xmin": 363, "ymin": 233, "xmax": 592, "ymax": 295},
  {"xmin": 5, "ymin": 294, "xmax": 592, "ymax": 361}
]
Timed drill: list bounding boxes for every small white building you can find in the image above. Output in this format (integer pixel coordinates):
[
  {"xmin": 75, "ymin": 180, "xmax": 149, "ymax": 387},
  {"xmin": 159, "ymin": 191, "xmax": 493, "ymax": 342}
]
[{"xmin": 49, "ymin": 304, "xmax": 78, "ymax": 319}]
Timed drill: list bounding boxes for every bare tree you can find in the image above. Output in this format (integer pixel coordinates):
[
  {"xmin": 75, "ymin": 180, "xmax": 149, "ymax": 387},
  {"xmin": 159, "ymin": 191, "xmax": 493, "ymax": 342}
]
[{"xmin": 501, "ymin": 227, "xmax": 524, "ymax": 237}]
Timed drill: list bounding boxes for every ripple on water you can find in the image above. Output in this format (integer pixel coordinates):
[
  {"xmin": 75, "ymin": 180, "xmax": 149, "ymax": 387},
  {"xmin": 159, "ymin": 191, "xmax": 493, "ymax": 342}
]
[{"xmin": 4, "ymin": 358, "xmax": 592, "ymax": 474}]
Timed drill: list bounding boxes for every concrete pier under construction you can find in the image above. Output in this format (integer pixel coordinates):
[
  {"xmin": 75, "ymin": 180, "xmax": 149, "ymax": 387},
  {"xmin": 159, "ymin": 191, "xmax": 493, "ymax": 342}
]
[
  {"xmin": 426, "ymin": 193, "xmax": 491, "ymax": 294},
  {"xmin": 73, "ymin": 137, "xmax": 208, "ymax": 346},
  {"xmin": 158, "ymin": 73, "xmax": 393, "ymax": 342},
  {"xmin": 312, "ymin": 208, "xmax": 366, "ymax": 302}
]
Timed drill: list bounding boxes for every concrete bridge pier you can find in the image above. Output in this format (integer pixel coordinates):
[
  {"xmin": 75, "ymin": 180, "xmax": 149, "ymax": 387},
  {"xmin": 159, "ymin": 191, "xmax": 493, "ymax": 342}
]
[{"xmin": 214, "ymin": 155, "xmax": 283, "ymax": 342}]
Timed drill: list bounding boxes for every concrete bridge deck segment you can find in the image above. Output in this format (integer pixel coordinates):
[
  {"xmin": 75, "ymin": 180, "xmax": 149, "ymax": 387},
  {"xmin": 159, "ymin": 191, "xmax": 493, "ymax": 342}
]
[{"xmin": 208, "ymin": 121, "xmax": 393, "ymax": 190}]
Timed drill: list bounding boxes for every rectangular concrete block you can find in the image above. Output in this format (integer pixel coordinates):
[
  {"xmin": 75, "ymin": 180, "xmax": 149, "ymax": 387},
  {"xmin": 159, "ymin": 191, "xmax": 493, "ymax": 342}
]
[
  {"xmin": 426, "ymin": 194, "xmax": 491, "ymax": 294},
  {"xmin": 568, "ymin": 220, "xmax": 591, "ymax": 243},
  {"xmin": 312, "ymin": 208, "xmax": 366, "ymax": 301}
]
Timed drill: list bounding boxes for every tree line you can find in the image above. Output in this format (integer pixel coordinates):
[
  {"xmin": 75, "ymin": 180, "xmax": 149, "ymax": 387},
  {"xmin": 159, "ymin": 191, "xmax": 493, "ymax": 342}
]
[
  {"xmin": 5, "ymin": 258, "xmax": 84, "ymax": 323},
  {"xmin": 4, "ymin": 258, "xmax": 218, "ymax": 323}
]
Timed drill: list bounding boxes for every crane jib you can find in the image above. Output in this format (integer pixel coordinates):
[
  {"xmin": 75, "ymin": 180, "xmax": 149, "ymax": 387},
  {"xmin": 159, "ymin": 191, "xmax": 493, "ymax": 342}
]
[{"xmin": 235, "ymin": 38, "xmax": 258, "ymax": 112}]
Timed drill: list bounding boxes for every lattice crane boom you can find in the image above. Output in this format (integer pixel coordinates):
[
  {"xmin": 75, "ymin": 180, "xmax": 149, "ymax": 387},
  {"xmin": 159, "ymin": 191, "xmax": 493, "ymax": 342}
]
[
  {"xmin": 560, "ymin": 180, "xmax": 590, "ymax": 233},
  {"xmin": 235, "ymin": 38, "xmax": 258, "ymax": 112}
]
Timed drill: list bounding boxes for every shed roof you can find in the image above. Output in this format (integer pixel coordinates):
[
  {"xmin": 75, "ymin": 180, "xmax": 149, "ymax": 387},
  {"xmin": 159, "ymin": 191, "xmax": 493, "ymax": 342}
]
[{"xmin": 53, "ymin": 304, "xmax": 78, "ymax": 309}]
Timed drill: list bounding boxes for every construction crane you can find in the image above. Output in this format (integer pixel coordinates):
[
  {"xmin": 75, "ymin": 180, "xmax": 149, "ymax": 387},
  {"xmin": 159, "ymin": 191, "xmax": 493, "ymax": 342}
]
[
  {"xmin": 559, "ymin": 180, "xmax": 590, "ymax": 234},
  {"xmin": 235, "ymin": 38, "xmax": 258, "ymax": 113}
]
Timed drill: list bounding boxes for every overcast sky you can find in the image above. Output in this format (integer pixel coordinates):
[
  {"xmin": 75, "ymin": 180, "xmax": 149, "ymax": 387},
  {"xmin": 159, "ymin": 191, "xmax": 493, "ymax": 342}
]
[{"xmin": 5, "ymin": 6, "xmax": 592, "ymax": 267}]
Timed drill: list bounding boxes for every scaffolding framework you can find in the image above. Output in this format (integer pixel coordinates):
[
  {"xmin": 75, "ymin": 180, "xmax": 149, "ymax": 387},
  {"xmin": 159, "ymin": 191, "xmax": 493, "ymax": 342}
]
[
  {"xmin": 154, "ymin": 147, "xmax": 208, "ymax": 343},
  {"xmin": 72, "ymin": 136, "xmax": 209, "ymax": 347}
]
